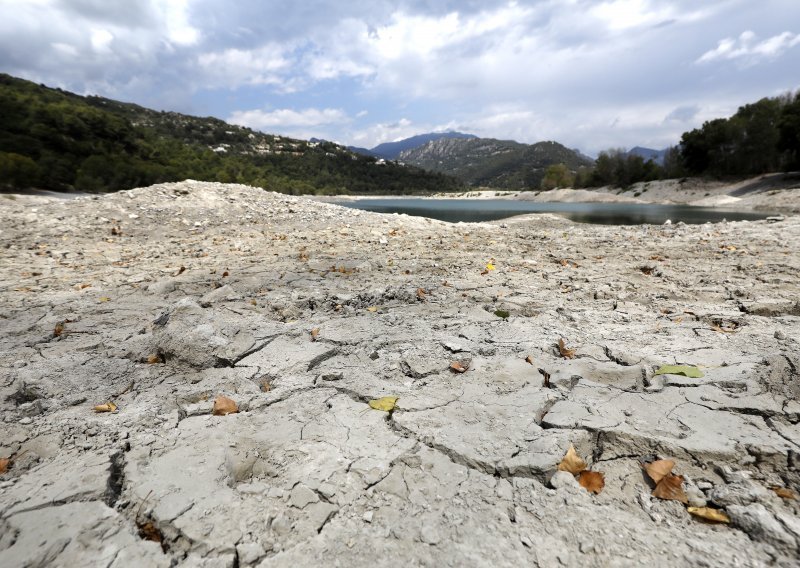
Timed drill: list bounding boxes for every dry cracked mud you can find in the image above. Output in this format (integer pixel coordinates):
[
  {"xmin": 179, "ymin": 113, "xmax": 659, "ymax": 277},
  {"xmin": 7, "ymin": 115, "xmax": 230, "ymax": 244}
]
[{"xmin": 1, "ymin": 181, "xmax": 799, "ymax": 567}]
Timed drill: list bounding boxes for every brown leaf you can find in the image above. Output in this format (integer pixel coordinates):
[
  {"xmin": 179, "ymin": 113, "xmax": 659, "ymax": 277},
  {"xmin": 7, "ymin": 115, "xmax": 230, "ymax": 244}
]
[
  {"xmin": 137, "ymin": 520, "xmax": 167, "ymax": 551},
  {"xmin": 644, "ymin": 459, "xmax": 675, "ymax": 484},
  {"xmin": 525, "ymin": 355, "xmax": 534, "ymax": 365},
  {"xmin": 146, "ymin": 354, "xmax": 161, "ymax": 364},
  {"xmin": 260, "ymin": 379, "xmax": 271, "ymax": 392},
  {"xmin": 579, "ymin": 471, "xmax": 605, "ymax": 494},
  {"xmin": 53, "ymin": 322, "xmax": 64, "ymax": 337},
  {"xmin": 174, "ymin": 266, "xmax": 186, "ymax": 277},
  {"xmin": 450, "ymin": 361, "xmax": 469, "ymax": 373},
  {"xmin": 93, "ymin": 401, "xmax": 118, "ymax": 413},
  {"xmin": 222, "ymin": 270, "xmax": 229, "ymax": 278},
  {"xmin": 538, "ymin": 368, "xmax": 551, "ymax": 388},
  {"xmin": 558, "ymin": 338, "xmax": 576, "ymax": 359},
  {"xmin": 771, "ymin": 487, "xmax": 797, "ymax": 500},
  {"xmin": 687, "ymin": 507, "xmax": 731, "ymax": 524},
  {"xmin": 212, "ymin": 395, "xmax": 238, "ymax": 416},
  {"xmin": 558, "ymin": 444, "xmax": 587, "ymax": 475},
  {"xmin": 416, "ymin": 288, "xmax": 427, "ymax": 300},
  {"xmin": 0, "ymin": 457, "xmax": 9, "ymax": 474},
  {"xmin": 310, "ymin": 328, "xmax": 320, "ymax": 341},
  {"xmin": 652, "ymin": 474, "xmax": 688, "ymax": 504}
]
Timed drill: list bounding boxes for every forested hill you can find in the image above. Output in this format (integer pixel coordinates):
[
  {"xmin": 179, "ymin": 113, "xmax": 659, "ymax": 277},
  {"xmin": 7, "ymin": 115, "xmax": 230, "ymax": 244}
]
[{"xmin": 0, "ymin": 74, "xmax": 464, "ymax": 194}]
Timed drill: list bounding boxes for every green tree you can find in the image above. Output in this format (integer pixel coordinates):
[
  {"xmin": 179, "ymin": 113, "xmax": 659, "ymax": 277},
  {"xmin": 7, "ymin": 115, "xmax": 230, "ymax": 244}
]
[
  {"xmin": 540, "ymin": 163, "xmax": 575, "ymax": 190},
  {"xmin": 0, "ymin": 152, "xmax": 39, "ymax": 188}
]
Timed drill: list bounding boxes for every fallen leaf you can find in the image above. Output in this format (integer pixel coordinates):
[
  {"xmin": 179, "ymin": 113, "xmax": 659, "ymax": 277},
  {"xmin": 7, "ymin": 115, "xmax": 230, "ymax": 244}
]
[
  {"xmin": 222, "ymin": 271, "xmax": 229, "ymax": 278},
  {"xmin": 0, "ymin": 457, "xmax": 9, "ymax": 474},
  {"xmin": 688, "ymin": 507, "xmax": 731, "ymax": 523},
  {"xmin": 644, "ymin": 459, "xmax": 676, "ymax": 484},
  {"xmin": 416, "ymin": 288, "xmax": 427, "ymax": 300},
  {"xmin": 558, "ymin": 338, "xmax": 576, "ymax": 359},
  {"xmin": 494, "ymin": 310, "xmax": 510, "ymax": 319},
  {"xmin": 137, "ymin": 519, "xmax": 167, "ymax": 551},
  {"xmin": 98, "ymin": 297, "xmax": 111, "ymax": 302},
  {"xmin": 93, "ymin": 401, "xmax": 118, "ymax": 413},
  {"xmin": 146, "ymin": 354, "xmax": 161, "ymax": 364},
  {"xmin": 450, "ymin": 361, "xmax": 469, "ymax": 373},
  {"xmin": 771, "ymin": 487, "xmax": 797, "ymax": 500},
  {"xmin": 558, "ymin": 444, "xmax": 587, "ymax": 475},
  {"xmin": 654, "ymin": 365, "xmax": 703, "ymax": 378},
  {"xmin": 311, "ymin": 328, "xmax": 320, "ymax": 341},
  {"xmin": 174, "ymin": 266, "xmax": 186, "ymax": 276},
  {"xmin": 250, "ymin": 299, "xmax": 257, "ymax": 306},
  {"xmin": 579, "ymin": 471, "xmax": 605, "ymax": 494},
  {"xmin": 260, "ymin": 379, "xmax": 271, "ymax": 392},
  {"xmin": 212, "ymin": 396, "xmax": 238, "ymax": 416},
  {"xmin": 366, "ymin": 306, "xmax": 379, "ymax": 313},
  {"xmin": 53, "ymin": 322, "xmax": 64, "ymax": 337},
  {"xmin": 652, "ymin": 474, "xmax": 688, "ymax": 504},
  {"xmin": 480, "ymin": 269, "xmax": 489, "ymax": 276},
  {"xmin": 525, "ymin": 355, "xmax": 534, "ymax": 365},
  {"xmin": 538, "ymin": 368, "xmax": 551, "ymax": 388},
  {"xmin": 486, "ymin": 262, "xmax": 496, "ymax": 272},
  {"xmin": 368, "ymin": 396, "xmax": 399, "ymax": 412}
]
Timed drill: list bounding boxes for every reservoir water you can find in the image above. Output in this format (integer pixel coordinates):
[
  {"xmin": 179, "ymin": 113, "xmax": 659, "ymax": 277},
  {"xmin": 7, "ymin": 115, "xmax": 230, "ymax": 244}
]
[{"xmin": 336, "ymin": 198, "xmax": 771, "ymax": 225}]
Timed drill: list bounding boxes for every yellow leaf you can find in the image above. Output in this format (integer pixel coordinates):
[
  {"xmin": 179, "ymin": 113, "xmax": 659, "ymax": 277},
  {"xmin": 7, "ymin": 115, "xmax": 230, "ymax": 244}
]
[
  {"xmin": 486, "ymin": 262, "xmax": 496, "ymax": 271},
  {"xmin": 311, "ymin": 328, "xmax": 320, "ymax": 341},
  {"xmin": 558, "ymin": 444, "xmax": 587, "ymax": 475},
  {"xmin": 366, "ymin": 306, "xmax": 379, "ymax": 313},
  {"xmin": 578, "ymin": 471, "xmax": 605, "ymax": 494},
  {"xmin": 93, "ymin": 401, "xmax": 118, "ymax": 413},
  {"xmin": 212, "ymin": 395, "xmax": 238, "ymax": 416},
  {"xmin": 688, "ymin": 507, "xmax": 731, "ymax": 524},
  {"xmin": 99, "ymin": 297, "xmax": 111, "ymax": 302},
  {"xmin": 368, "ymin": 396, "xmax": 399, "ymax": 412}
]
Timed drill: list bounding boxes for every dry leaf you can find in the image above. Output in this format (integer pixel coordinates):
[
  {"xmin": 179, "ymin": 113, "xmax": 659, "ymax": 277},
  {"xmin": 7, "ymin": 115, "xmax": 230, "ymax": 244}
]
[
  {"xmin": 579, "ymin": 471, "xmax": 605, "ymax": 494},
  {"xmin": 416, "ymin": 288, "xmax": 427, "ymax": 300},
  {"xmin": 368, "ymin": 396, "xmax": 399, "ymax": 412},
  {"xmin": 250, "ymin": 299, "xmax": 257, "ymax": 306},
  {"xmin": 538, "ymin": 368, "xmax": 551, "ymax": 388},
  {"xmin": 486, "ymin": 262, "xmax": 496, "ymax": 271},
  {"xmin": 480, "ymin": 269, "xmax": 489, "ymax": 276},
  {"xmin": 525, "ymin": 355, "xmax": 534, "ymax": 365},
  {"xmin": 366, "ymin": 306, "xmax": 379, "ymax": 313},
  {"xmin": 222, "ymin": 271, "xmax": 229, "ymax": 278},
  {"xmin": 652, "ymin": 474, "xmax": 688, "ymax": 504},
  {"xmin": 771, "ymin": 487, "xmax": 797, "ymax": 500},
  {"xmin": 212, "ymin": 396, "xmax": 238, "ymax": 416},
  {"xmin": 558, "ymin": 444, "xmax": 587, "ymax": 475},
  {"xmin": 688, "ymin": 507, "xmax": 731, "ymax": 524},
  {"xmin": 53, "ymin": 322, "xmax": 64, "ymax": 337},
  {"xmin": 644, "ymin": 459, "xmax": 676, "ymax": 484},
  {"xmin": 93, "ymin": 401, "xmax": 118, "ymax": 413},
  {"xmin": 174, "ymin": 266, "xmax": 186, "ymax": 277},
  {"xmin": 146, "ymin": 354, "xmax": 161, "ymax": 364},
  {"xmin": 311, "ymin": 328, "xmax": 320, "ymax": 341},
  {"xmin": 558, "ymin": 338, "xmax": 576, "ymax": 359},
  {"xmin": 0, "ymin": 457, "xmax": 10, "ymax": 474},
  {"xmin": 450, "ymin": 361, "xmax": 469, "ymax": 373},
  {"xmin": 98, "ymin": 297, "xmax": 111, "ymax": 302},
  {"xmin": 260, "ymin": 379, "xmax": 271, "ymax": 392}
]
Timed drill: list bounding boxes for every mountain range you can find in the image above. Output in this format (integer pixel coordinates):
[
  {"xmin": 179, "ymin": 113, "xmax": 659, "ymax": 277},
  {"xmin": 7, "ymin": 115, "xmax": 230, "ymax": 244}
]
[
  {"xmin": 398, "ymin": 137, "xmax": 594, "ymax": 189},
  {"xmin": 0, "ymin": 74, "xmax": 463, "ymax": 195}
]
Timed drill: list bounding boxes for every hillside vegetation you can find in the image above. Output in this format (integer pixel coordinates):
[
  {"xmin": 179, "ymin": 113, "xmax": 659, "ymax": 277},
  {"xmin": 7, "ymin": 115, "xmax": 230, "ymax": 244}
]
[
  {"xmin": 399, "ymin": 138, "xmax": 593, "ymax": 189},
  {"xmin": 0, "ymin": 74, "xmax": 463, "ymax": 194}
]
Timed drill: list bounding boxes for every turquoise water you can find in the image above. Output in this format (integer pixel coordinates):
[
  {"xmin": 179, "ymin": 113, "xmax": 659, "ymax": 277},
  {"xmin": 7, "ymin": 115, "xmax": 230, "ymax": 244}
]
[{"xmin": 337, "ymin": 198, "xmax": 771, "ymax": 225}]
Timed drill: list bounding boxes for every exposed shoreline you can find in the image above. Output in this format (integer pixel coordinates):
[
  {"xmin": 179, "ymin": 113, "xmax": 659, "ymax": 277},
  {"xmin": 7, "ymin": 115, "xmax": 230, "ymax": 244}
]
[{"xmin": 1, "ymin": 180, "xmax": 799, "ymax": 566}]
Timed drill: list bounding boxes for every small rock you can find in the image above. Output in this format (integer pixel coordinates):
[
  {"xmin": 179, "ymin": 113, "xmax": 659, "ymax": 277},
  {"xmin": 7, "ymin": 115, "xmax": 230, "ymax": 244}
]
[
  {"xmin": 728, "ymin": 503, "xmax": 796, "ymax": 547},
  {"xmin": 774, "ymin": 330, "xmax": 787, "ymax": 340},
  {"xmin": 363, "ymin": 511, "xmax": 374, "ymax": 523},
  {"xmin": 419, "ymin": 520, "xmax": 442, "ymax": 545},
  {"xmin": 289, "ymin": 483, "xmax": 320, "ymax": 509},
  {"xmin": 550, "ymin": 470, "xmax": 580, "ymax": 489},
  {"xmin": 19, "ymin": 417, "xmax": 33, "ymax": 425}
]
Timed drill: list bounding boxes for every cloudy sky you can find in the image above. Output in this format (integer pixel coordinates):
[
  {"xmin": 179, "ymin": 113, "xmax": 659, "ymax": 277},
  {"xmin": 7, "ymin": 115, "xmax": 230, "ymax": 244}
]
[{"xmin": 1, "ymin": 0, "xmax": 799, "ymax": 154}]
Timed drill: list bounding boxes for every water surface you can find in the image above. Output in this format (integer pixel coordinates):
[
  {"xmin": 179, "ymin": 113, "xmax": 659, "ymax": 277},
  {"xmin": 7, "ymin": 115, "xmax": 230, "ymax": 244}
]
[{"xmin": 337, "ymin": 198, "xmax": 770, "ymax": 225}]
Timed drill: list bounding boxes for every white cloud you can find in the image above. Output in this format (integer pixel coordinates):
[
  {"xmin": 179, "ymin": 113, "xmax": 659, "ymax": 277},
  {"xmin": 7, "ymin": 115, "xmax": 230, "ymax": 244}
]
[
  {"xmin": 228, "ymin": 107, "xmax": 350, "ymax": 131},
  {"xmin": 90, "ymin": 28, "xmax": 114, "ymax": 54},
  {"xmin": 197, "ymin": 45, "xmax": 293, "ymax": 88},
  {"xmin": 153, "ymin": 0, "xmax": 200, "ymax": 46},
  {"xmin": 697, "ymin": 30, "xmax": 800, "ymax": 64}
]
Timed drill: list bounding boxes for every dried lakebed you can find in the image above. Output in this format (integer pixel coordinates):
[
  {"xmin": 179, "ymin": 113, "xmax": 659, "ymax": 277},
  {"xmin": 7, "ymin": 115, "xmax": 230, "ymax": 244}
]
[{"xmin": 0, "ymin": 181, "xmax": 799, "ymax": 567}]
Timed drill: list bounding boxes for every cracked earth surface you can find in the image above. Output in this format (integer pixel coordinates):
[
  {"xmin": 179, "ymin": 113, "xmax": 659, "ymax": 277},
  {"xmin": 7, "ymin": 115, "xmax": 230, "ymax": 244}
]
[{"xmin": 1, "ymin": 181, "xmax": 799, "ymax": 567}]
